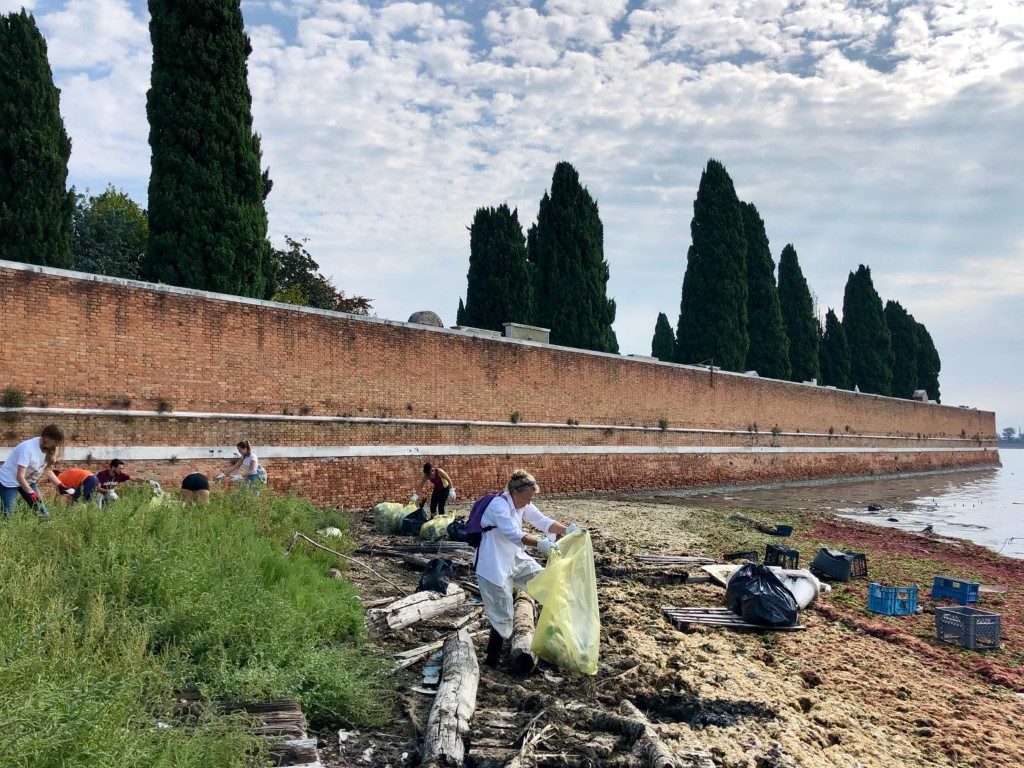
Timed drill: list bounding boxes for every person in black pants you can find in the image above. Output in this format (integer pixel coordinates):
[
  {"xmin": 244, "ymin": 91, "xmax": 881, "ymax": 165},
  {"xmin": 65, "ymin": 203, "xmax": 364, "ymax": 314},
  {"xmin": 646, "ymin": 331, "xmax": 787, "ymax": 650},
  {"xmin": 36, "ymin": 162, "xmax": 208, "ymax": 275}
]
[
  {"xmin": 415, "ymin": 462, "xmax": 453, "ymax": 518},
  {"xmin": 180, "ymin": 472, "xmax": 210, "ymax": 504}
]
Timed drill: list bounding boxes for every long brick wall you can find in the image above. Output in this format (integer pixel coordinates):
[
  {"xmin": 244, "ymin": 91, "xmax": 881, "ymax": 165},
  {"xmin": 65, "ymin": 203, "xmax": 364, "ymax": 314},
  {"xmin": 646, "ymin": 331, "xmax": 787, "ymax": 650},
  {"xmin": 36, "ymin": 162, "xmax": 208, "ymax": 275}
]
[{"xmin": 0, "ymin": 261, "xmax": 999, "ymax": 507}]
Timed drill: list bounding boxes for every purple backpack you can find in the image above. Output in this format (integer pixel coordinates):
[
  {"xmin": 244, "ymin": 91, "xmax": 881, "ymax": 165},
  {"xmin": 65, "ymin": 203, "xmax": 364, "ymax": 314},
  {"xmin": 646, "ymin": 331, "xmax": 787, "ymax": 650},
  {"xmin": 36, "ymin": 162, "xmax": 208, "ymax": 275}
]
[{"xmin": 466, "ymin": 492, "xmax": 501, "ymax": 548}]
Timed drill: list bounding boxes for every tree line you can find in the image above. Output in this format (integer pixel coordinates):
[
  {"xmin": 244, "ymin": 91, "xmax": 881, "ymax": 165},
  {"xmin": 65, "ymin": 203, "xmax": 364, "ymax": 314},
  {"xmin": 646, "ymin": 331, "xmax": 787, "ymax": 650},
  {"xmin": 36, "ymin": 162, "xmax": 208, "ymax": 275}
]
[
  {"xmin": 459, "ymin": 158, "xmax": 941, "ymax": 402},
  {"xmin": 0, "ymin": 6, "xmax": 369, "ymax": 315}
]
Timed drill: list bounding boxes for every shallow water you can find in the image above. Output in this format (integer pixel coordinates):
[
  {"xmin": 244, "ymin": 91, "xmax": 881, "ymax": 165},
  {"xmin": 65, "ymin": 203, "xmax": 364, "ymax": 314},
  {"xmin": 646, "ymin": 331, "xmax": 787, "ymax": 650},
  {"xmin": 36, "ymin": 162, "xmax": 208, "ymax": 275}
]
[{"xmin": 665, "ymin": 450, "xmax": 1024, "ymax": 559}]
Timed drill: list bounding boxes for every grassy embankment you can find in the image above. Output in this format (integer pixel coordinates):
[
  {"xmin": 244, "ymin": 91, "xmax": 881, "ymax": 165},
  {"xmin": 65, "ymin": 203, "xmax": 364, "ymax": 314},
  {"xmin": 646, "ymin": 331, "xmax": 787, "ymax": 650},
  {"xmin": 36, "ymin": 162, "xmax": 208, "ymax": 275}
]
[{"xmin": 0, "ymin": 489, "xmax": 392, "ymax": 768}]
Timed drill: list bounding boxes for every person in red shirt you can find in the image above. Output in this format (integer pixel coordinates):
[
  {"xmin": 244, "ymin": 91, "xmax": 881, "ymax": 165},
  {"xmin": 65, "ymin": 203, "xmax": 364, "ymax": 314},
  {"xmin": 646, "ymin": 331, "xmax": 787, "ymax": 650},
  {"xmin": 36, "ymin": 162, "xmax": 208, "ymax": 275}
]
[
  {"xmin": 56, "ymin": 467, "xmax": 100, "ymax": 503},
  {"xmin": 415, "ymin": 462, "xmax": 454, "ymax": 519},
  {"xmin": 96, "ymin": 459, "xmax": 135, "ymax": 489}
]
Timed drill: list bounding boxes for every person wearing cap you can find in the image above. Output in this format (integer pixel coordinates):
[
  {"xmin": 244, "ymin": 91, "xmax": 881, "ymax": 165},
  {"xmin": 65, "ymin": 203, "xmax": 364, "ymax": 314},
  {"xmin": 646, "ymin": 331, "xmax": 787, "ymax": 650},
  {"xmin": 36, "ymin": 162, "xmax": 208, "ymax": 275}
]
[
  {"xmin": 56, "ymin": 467, "xmax": 101, "ymax": 503},
  {"xmin": 474, "ymin": 469, "xmax": 582, "ymax": 668}
]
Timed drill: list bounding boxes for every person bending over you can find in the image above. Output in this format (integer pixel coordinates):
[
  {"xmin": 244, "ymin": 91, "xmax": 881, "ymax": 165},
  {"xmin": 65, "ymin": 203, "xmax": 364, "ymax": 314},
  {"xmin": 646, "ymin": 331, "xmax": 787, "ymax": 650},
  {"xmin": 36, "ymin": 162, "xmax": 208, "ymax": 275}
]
[
  {"xmin": 416, "ymin": 462, "xmax": 453, "ymax": 518},
  {"xmin": 0, "ymin": 425, "xmax": 67, "ymax": 518}
]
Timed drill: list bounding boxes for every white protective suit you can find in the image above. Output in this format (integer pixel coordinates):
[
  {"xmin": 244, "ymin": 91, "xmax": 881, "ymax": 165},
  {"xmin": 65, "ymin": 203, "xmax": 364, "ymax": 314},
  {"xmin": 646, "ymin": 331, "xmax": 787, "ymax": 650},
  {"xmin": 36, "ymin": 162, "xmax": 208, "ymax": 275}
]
[{"xmin": 474, "ymin": 491, "xmax": 556, "ymax": 638}]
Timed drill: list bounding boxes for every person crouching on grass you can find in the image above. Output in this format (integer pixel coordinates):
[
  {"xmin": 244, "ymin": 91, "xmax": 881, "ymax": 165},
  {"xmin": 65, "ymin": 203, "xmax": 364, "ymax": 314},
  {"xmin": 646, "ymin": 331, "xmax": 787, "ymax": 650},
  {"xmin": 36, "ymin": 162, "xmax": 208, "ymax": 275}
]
[
  {"xmin": 0, "ymin": 424, "xmax": 67, "ymax": 518},
  {"xmin": 217, "ymin": 441, "xmax": 268, "ymax": 493},
  {"xmin": 55, "ymin": 467, "xmax": 101, "ymax": 503},
  {"xmin": 474, "ymin": 469, "xmax": 582, "ymax": 668}
]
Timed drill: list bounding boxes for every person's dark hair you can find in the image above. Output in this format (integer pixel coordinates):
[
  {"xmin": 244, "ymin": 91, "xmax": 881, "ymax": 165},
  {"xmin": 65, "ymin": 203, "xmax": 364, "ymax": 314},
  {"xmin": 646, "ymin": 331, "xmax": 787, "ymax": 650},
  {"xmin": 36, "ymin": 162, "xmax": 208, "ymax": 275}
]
[
  {"xmin": 423, "ymin": 462, "xmax": 433, "ymax": 476},
  {"xmin": 40, "ymin": 424, "xmax": 65, "ymax": 466},
  {"xmin": 237, "ymin": 440, "xmax": 251, "ymax": 452},
  {"xmin": 110, "ymin": 459, "xmax": 125, "ymax": 468}
]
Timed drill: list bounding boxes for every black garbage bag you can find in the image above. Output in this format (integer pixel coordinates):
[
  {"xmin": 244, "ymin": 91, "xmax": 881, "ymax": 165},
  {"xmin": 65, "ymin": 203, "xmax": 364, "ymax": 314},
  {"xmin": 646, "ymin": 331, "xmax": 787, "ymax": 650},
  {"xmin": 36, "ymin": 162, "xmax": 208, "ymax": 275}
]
[
  {"xmin": 447, "ymin": 516, "xmax": 469, "ymax": 543},
  {"xmin": 399, "ymin": 506, "xmax": 428, "ymax": 536},
  {"xmin": 725, "ymin": 564, "xmax": 799, "ymax": 627},
  {"xmin": 418, "ymin": 558, "xmax": 455, "ymax": 594}
]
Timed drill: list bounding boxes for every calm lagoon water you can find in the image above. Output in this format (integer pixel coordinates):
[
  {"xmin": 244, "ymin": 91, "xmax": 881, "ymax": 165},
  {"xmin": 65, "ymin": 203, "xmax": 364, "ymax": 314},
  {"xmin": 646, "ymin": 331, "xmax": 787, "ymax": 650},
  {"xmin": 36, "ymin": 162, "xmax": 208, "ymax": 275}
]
[{"xmin": 666, "ymin": 450, "xmax": 1024, "ymax": 559}]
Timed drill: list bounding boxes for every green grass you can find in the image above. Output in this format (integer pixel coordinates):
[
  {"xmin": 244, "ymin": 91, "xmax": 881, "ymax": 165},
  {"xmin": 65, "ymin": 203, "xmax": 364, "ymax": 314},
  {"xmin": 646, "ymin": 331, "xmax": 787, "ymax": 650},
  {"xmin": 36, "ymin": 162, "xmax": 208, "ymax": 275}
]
[{"xmin": 0, "ymin": 489, "xmax": 392, "ymax": 768}]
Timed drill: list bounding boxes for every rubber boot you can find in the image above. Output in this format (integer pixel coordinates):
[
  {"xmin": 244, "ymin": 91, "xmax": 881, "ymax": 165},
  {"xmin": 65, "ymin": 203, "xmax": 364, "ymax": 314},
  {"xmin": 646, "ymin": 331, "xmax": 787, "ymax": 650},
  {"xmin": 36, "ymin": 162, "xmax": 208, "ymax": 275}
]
[{"xmin": 485, "ymin": 628, "xmax": 504, "ymax": 668}]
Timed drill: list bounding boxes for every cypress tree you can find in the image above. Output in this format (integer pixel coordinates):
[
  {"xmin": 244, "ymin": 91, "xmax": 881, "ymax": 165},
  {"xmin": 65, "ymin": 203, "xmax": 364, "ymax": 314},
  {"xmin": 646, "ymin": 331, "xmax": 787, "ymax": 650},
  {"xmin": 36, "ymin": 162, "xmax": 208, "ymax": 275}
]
[
  {"xmin": 915, "ymin": 321, "xmax": 941, "ymax": 402},
  {"xmin": 777, "ymin": 244, "xmax": 819, "ymax": 382},
  {"xmin": 741, "ymin": 202, "xmax": 790, "ymax": 378},
  {"xmin": 819, "ymin": 308, "xmax": 851, "ymax": 389},
  {"xmin": 884, "ymin": 300, "xmax": 920, "ymax": 399},
  {"xmin": 651, "ymin": 312, "xmax": 675, "ymax": 362},
  {"xmin": 0, "ymin": 10, "xmax": 73, "ymax": 267},
  {"xmin": 531, "ymin": 162, "xmax": 618, "ymax": 352},
  {"xmin": 842, "ymin": 265, "xmax": 893, "ymax": 395},
  {"xmin": 461, "ymin": 204, "xmax": 533, "ymax": 332},
  {"xmin": 145, "ymin": 0, "xmax": 274, "ymax": 297},
  {"xmin": 456, "ymin": 298, "xmax": 466, "ymax": 326},
  {"xmin": 675, "ymin": 159, "xmax": 748, "ymax": 370}
]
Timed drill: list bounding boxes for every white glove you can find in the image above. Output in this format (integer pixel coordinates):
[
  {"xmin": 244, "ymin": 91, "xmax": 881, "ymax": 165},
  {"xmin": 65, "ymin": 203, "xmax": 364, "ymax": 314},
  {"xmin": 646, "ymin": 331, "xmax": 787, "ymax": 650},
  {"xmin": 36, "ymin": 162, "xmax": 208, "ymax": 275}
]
[
  {"xmin": 565, "ymin": 523, "xmax": 582, "ymax": 535},
  {"xmin": 230, "ymin": 474, "xmax": 242, "ymax": 482},
  {"xmin": 410, "ymin": 493, "xmax": 419, "ymax": 503},
  {"xmin": 536, "ymin": 538, "xmax": 559, "ymax": 555},
  {"xmin": 215, "ymin": 473, "xmax": 225, "ymax": 481}
]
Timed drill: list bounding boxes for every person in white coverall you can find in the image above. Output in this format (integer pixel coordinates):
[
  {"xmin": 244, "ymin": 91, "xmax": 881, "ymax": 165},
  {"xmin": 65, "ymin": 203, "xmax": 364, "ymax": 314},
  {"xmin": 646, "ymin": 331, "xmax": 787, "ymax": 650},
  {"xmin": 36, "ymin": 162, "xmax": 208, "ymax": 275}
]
[{"xmin": 474, "ymin": 469, "xmax": 581, "ymax": 668}]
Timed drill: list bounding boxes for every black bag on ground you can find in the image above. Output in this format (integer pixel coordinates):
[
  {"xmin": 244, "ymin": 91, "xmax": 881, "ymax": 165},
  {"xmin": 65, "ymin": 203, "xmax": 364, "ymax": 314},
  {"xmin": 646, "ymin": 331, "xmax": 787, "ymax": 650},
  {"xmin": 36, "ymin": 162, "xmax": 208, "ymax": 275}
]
[
  {"xmin": 447, "ymin": 516, "xmax": 469, "ymax": 543},
  {"xmin": 725, "ymin": 564, "xmax": 799, "ymax": 627},
  {"xmin": 418, "ymin": 558, "xmax": 455, "ymax": 594},
  {"xmin": 399, "ymin": 506, "xmax": 428, "ymax": 536}
]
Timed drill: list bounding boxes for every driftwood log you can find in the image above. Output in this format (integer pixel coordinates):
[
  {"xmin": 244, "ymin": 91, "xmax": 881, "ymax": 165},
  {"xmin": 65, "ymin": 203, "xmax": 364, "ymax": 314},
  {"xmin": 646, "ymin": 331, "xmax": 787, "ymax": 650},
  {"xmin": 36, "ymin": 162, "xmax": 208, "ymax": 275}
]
[
  {"xmin": 590, "ymin": 701, "xmax": 675, "ymax": 768},
  {"xmin": 421, "ymin": 628, "xmax": 480, "ymax": 766},
  {"xmin": 510, "ymin": 592, "xmax": 538, "ymax": 673},
  {"xmin": 366, "ymin": 584, "xmax": 467, "ymax": 636}
]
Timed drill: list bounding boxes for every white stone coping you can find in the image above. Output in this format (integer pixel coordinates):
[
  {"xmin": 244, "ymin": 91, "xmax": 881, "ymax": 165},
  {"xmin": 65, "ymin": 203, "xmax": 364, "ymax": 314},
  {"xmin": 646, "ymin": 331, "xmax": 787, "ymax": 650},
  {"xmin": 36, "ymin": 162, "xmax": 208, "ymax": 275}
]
[
  {"xmin": 0, "ymin": 406, "xmax": 996, "ymax": 444},
  {"xmin": 0, "ymin": 259, "xmax": 991, "ymax": 416},
  {"xmin": 0, "ymin": 444, "xmax": 997, "ymax": 462}
]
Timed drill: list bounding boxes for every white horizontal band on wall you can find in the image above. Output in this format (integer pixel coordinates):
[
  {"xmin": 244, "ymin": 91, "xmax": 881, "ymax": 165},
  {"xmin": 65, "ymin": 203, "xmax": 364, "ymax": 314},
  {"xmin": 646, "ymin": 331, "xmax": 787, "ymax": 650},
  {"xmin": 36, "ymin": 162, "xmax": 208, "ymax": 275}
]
[
  {"xmin": 0, "ymin": 407, "xmax": 994, "ymax": 444},
  {"xmin": 0, "ymin": 444, "xmax": 997, "ymax": 462}
]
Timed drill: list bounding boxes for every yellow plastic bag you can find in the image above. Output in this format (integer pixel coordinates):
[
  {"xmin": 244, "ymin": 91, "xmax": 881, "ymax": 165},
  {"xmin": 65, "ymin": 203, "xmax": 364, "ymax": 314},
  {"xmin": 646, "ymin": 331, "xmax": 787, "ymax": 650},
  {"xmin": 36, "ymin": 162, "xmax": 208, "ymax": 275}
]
[
  {"xmin": 419, "ymin": 513, "xmax": 455, "ymax": 541},
  {"xmin": 526, "ymin": 530, "xmax": 600, "ymax": 675},
  {"xmin": 373, "ymin": 502, "xmax": 417, "ymax": 534}
]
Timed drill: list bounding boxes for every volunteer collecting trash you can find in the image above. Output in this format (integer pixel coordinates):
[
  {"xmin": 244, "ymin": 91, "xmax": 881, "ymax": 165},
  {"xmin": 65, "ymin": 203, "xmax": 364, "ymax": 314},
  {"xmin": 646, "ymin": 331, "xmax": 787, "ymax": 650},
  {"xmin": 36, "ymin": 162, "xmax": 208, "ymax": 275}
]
[
  {"xmin": 0, "ymin": 425, "xmax": 67, "ymax": 518},
  {"xmin": 415, "ymin": 462, "xmax": 454, "ymax": 519},
  {"xmin": 217, "ymin": 441, "xmax": 268, "ymax": 493},
  {"xmin": 473, "ymin": 469, "xmax": 581, "ymax": 668}
]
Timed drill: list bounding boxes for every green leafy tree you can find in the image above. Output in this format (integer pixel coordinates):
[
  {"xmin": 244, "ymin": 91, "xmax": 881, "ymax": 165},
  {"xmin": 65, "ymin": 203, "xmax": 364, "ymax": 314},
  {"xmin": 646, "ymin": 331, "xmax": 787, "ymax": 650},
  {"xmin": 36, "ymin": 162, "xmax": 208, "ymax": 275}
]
[
  {"xmin": 819, "ymin": 308, "xmax": 851, "ymax": 389},
  {"xmin": 0, "ymin": 10, "xmax": 73, "ymax": 267},
  {"xmin": 915, "ymin": 320, "xmax": 941, "ymax": 402},
  {"xmin": 461, "ymin": 204, "xmax": 533, "ymax": 332},
  {"xmin": 271, "ymin": 236, "xmax": 371, "ymax": 315},
  {"xmin": 884, "ymin": 300, "xmax": 921, "ymax": 399},
  {"xmin": 651, "ymin": 312, "xmax": 675, "ymax": 362},
  {"xmin": 675, "ymin": 159, "xmax": 748, "ymax": 370},
  {"xmin": 531, "ymin": 162, "xmax": 618, "ymax": 352},
  {"xmin": 71, "ymin": 186, "xmax": 148, "ymax": 279},
  {"xmin": 777, "ymin": 244, "xmax": 819, "ymax": 382},
  {"xmin": 741, "ymin": 202, "xmax": 790, "ymax": 378},
  {"xmin": 456, "ymin": 298, "xmax": 466, "ymax": 326},
  {"xmin": 145, "ymin": 0, "xmax": 274, "ymax": 297},
  {"xmin": 842, "ymin": 264, "xmax": 893, "ymax": 395}
]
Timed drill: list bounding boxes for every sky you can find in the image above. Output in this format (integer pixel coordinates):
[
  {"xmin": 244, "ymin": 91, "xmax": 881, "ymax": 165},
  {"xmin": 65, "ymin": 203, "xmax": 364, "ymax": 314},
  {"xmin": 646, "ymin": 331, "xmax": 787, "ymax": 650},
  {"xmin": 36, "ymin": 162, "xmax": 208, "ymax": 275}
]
[{"xmin": 4, "ymin": 0, "xmax": 1023, "ymax": 429}]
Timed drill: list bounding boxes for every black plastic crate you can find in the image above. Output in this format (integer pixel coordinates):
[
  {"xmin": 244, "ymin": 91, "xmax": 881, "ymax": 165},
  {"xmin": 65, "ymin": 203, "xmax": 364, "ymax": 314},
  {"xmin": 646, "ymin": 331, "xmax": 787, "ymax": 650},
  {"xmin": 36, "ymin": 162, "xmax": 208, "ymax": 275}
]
[
  {"xmin": 935, "ymin": 606, "xmax": 1001, "ymax": 650},
  {"xmin": 723, "ymin": 550, "xmax": 759, "ymax": 563},
  {"xmin": 810, "ymin": 548, "xmax": 868, "ymax": 581},
  {"xmin": 764, "ymin": 544, "xmax": 799, "ymax": 569}
]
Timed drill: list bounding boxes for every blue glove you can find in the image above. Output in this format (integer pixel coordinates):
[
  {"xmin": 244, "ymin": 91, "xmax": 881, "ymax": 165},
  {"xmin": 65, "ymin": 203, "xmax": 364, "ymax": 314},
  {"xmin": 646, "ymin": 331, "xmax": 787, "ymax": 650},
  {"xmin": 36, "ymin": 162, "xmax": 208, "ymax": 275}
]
[
  {"xmin": 565, "ymin": 523, "xmax": 583, "ymax": 535},
  {"xmin": 537, "ymin": 538, "xmax": 559, "ymax": 555}
]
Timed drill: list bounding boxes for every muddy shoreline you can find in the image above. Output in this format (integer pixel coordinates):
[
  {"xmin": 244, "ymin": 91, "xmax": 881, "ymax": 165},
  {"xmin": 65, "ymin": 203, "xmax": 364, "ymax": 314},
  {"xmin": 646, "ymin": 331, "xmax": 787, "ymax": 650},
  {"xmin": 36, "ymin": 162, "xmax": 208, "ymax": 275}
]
[{"xmin": 328, "ymin": 494, "xmax": 1022, "ymax": 768}]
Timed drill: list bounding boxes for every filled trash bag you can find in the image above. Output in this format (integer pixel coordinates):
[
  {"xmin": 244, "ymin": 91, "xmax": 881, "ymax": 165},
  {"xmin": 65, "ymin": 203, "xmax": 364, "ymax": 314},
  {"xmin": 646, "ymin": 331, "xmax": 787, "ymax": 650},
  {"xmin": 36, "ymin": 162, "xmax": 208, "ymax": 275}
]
[
  {"xmin": 417, "ymin": 557, "xmax": 456, "ymax": 594},
  {"xmin": 447, "ymin": 516, "xmax": 469, "ymax": 543},
  {"xmin": 419, "ymin": 513, "xmax": 456, "ymax": 541},
  {"xmin": 725, "ymin": 564, "xmax": 799, "ymax": 627},
  {"xmin": 373, "ymin": 502, "xmax": 417, "ymax": 534},
  {"xmin": 526, "ymin": 530, "xmax": 600, "ymax": 675},
  {"xmin": 399, "ymin": 506, "xmax": 429, "ymax": 536}
]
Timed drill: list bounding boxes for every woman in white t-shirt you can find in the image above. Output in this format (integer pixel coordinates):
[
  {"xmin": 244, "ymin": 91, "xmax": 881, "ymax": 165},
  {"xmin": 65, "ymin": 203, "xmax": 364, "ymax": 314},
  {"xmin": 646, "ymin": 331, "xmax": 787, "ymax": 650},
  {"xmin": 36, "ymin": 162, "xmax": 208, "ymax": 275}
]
[
  {"xmin": 0, "ymin": 424, "xmax": 66, "ymax": 517},
  {"xmin": 474, "ymin": 469, "xmax": 581, "ymax": 668},
  {"xmin": 219, "ymin": 440, "xmax": 268, "ymax": 493}
]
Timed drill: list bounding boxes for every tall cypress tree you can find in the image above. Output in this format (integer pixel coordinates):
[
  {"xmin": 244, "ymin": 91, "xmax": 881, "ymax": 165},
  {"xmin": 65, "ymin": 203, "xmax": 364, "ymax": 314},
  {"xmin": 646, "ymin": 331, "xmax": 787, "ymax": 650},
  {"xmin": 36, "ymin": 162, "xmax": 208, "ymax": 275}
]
[
  {"xmin": 461, "ymin": 204, "xmax": 533, "ymax": 332},
  {"xmin": 675, "ymin": 159, "xmax": 748, "ymax": 370},
  {"xmin": 819, "ymin": 308, "xmax": 851, "ymax": 389},
  {"xmin": 145, "ymin": 0, "xmax": 274, "ymax": 297},
  {"xmin": 777, "ymin": 244, "xmax": 819, "ymax": 382},
  {"xmin": 915, "ymin": 321, "xmax": 941, "ymax": 402},
  {"xmin": 456, "ymin": 298, "xmax": 466, "ymax": 326},
  {"xmin": 0, "ymin": 10, "xmax": 73, "ymax": 267},
  {"xmin": 842, "ymin": 265, "xmax": 893, "ymax": 395},
  {"xmin": 651, "ymin": 312, "xmax": 675, "ymax": 362},
  {"xmin": 531, "ymin": 162, "xmax": 618, "ymax": 352},
  {"xmin": 741, "ymin": 202, "xmax": 790, "ymax": 378},
  {"xmin": 884, "ymin": 300, "xmax": 920, "ymax": 399}
]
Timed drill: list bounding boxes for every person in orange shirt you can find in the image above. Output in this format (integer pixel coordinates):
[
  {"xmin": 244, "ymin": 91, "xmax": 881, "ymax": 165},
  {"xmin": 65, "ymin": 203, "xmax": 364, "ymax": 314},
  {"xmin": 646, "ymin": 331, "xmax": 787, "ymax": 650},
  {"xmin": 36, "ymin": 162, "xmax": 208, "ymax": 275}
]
[{"xmin": 56, "ymin": 468, "xmax": 101, "ymax": 503}]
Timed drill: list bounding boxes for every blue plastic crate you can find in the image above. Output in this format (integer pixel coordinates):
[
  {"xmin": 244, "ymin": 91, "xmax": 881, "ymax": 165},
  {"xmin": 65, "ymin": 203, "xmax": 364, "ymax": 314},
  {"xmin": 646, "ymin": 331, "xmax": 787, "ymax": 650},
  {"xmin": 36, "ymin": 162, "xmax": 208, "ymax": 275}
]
[
  {"xmin": 935, "ymin": 606, "xmax": 1001, "ymax": 650},
  {"xmin": 930, "ymin": 576, "xmax": 979, "ymax": 605},
  {"xmin": 867, "ymin": 583, "xmax": 918, "ymax": 615}
]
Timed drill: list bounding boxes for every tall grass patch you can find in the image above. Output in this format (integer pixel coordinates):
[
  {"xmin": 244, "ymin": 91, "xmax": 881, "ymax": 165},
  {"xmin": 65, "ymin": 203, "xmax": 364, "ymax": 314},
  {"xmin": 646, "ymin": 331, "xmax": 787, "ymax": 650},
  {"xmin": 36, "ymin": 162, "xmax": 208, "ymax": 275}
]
[{"xmin": 0, "ymin": 490, "xmax": 391, "ymax": 768}]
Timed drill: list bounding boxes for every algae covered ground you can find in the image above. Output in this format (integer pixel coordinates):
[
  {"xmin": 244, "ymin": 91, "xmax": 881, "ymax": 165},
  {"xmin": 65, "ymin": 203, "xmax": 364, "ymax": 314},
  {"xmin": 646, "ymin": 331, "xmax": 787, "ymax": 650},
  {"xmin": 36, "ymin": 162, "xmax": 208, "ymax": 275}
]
[{"xmin": 0, "ymin": 489, "xmax": 392, "ymax": 768}]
